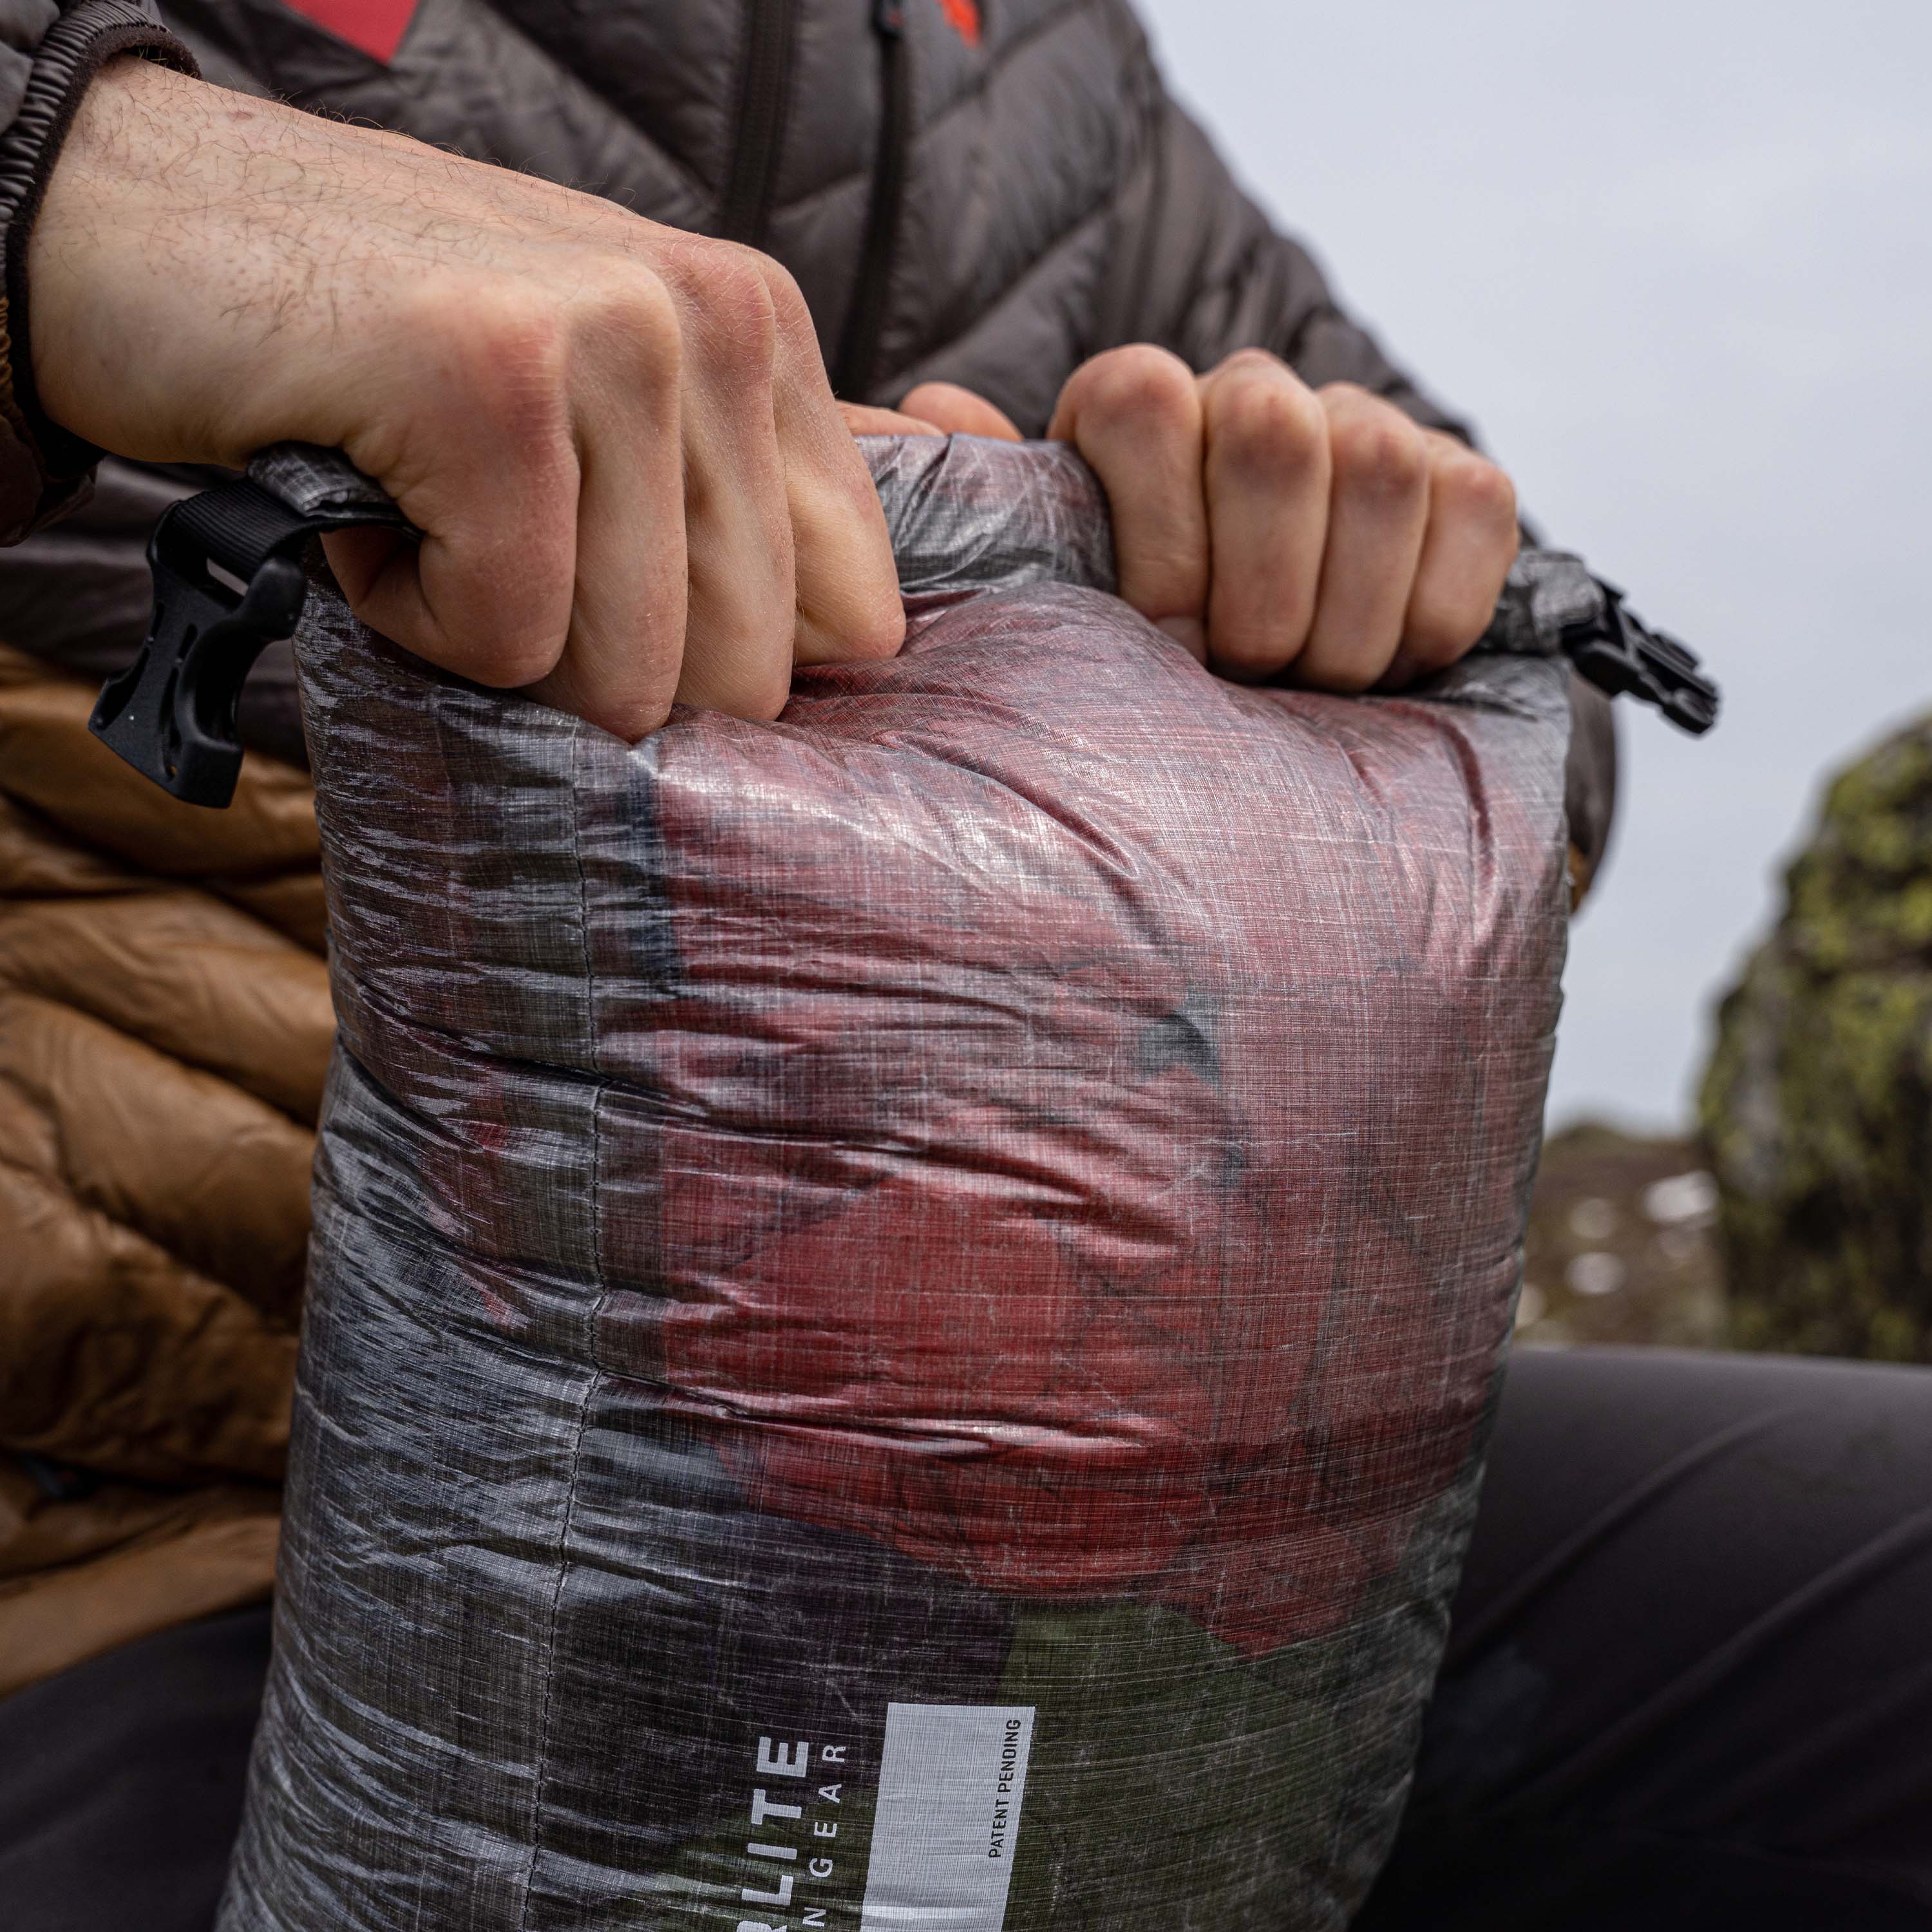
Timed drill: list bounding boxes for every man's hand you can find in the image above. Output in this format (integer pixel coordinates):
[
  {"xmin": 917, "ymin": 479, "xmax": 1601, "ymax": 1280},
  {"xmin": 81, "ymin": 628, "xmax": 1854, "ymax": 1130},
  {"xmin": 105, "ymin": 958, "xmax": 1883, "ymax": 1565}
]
[
  {"xmin": 860, "ymin": 346, "xmax": 1519, "ymax": 692},
  {"xmin": 31, "ymin": 58, "xmax": 904, "ymax": 741}
]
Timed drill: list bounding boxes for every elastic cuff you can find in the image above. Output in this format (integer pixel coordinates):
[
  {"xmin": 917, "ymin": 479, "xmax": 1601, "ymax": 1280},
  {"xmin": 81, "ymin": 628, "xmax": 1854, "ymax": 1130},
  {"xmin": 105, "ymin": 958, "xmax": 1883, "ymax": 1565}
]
[{"xmin": 0, "ymin": 4, "xmax": 198, "ymax": 540}]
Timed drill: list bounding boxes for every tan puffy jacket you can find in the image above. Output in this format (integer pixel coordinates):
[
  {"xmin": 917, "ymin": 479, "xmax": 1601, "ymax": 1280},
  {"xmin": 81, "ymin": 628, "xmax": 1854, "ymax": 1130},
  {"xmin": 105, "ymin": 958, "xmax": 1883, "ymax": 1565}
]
[{"xmin": 0, "ymin": 645, "xmax": 328, "ymax": 1694}]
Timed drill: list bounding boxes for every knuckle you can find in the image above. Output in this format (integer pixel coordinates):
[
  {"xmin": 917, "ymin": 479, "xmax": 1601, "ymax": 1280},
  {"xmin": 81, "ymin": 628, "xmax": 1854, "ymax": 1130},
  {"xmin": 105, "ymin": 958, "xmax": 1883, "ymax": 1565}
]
[
  {"xmin": 1332, "ymin": 407, "xmax": 1427, "ymax": 499},
  {"xmin": 753, "ymin": 253, "xmax": 817, "ymax": 344},
  {"xmin": 735, "ymin": 658, "xmax": 793, "ymax": 723},
  {"xmin": 1440, "ymin": 450, "xmax": 1519, "ymax": 530},
  {"xmin": 800, "ymin": 563, "xmax": 906, "ymax": 665},
  {"xmin": 1303, "ymin": 654, "xmax": 1385, "ymax": 696},
  {"xmin": 692, "ymin": 242, "xmax": 779, "ymax": 358},
  {"xmin": 429, "ymin": 286, "xmax": 572, "ymax": 418},
  {"xmin": 1208, "ymin": 627, "xmax": 1295, "ymax": 680},
  {"xmin": 844, "ymin": 594, "xmax": 909, "ymax": 663},
  {"xmin": 1072, "ymin": 344, "xmax": 1198, "ymax": 431},
  {"xmin": 585, "ymin": 262, "xmax": 683, "ymax": 372},
  {"xmin": 601, "ymin": 698, "xmax": 677, "ymax": 742},
  {"xmin": 1209, "ymin": 368, "xmax": 1326, "ymax": 478},
  {"xmin": 1316, "ymin": 380, "xmax": 1374, "ymax": 410},
  {"xmin": 1123, "ymin": 539, "xmax": 1208, "ymax": 619},
  {"xmin": 469, "ymin": 629, "xmax": 569, "ymax": 691},
  {"xmin": 1216, "ymin": 346, "xmax": 1289, "ymax": 381},
  {"xmin": 1405, "ymin": 596, "xmax": 1493, "ymax": 665}
]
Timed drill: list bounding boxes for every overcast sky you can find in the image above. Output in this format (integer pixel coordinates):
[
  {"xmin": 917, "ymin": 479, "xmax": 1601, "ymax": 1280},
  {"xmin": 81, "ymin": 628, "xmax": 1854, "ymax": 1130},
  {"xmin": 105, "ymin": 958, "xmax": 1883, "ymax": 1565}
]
[{"xmin": 1135, "ymin": 0, "xmax": 1932, "ymax": 1130}]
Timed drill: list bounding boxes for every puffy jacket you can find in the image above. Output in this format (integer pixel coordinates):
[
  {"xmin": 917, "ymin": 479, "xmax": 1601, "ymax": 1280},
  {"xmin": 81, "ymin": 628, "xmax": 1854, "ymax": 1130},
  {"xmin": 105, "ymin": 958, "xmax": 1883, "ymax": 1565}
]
[
  {"xmin": 0, "ymin": 638, "xmax": 327, "ymax": 1694},
  {"xmin": 0, "ymin": 0, "xmax": 1616, "ymax": 1692}
]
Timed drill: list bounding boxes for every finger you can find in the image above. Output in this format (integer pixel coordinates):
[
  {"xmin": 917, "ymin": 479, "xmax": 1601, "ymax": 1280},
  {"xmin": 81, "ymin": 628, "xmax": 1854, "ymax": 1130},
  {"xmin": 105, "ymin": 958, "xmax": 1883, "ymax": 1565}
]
[
  {"xmin": 896, "ymin": 383, "xmax": 1023, "ymax": 441},
  {"xmin": 520, "ymin": 273, "xmax": 690, "ymax": 739},
  {"xmin": 1196, "ymin": 350, "xmax": 1331, "ymax": 679},
  {"xmin": 659, "ymin": 256, "xmax": 802, "ymax": 719},
  {"xmin": 322, "ymin": 290, "xmax": 583, "ymax": 693},
  {"xmin": 1297, "ymin": 385, "xmax": 1430, "ymax": 692},
  {"xmin": 841, "ymin": 402, "xmax": 946, "ymax": 437},
  {"xmin": 319, "ymin": 448, "xmax": 578, "ymax": 694},
  {"xmin": 1049, "ymin": 346, "xmax": 1208, "ymax": 659},
  {"xmin": 764, "ymin": 261, "xmax": 906, "ymax": 670},
  {"xmin": 1383, "ymin": 431, "xmax": 1519, "ymax": 687}
]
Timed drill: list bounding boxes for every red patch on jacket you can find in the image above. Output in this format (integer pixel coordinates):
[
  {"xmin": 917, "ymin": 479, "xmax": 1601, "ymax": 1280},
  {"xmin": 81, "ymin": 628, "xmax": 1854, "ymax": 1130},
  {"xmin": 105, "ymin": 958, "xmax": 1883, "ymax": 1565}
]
[
  {"xmin": 938, "ymin": 0, "xmax": 982, "ymax": 48},
  {"xmin": 281, "ymin": 0, "xmax": 419, "ymax": 64}
]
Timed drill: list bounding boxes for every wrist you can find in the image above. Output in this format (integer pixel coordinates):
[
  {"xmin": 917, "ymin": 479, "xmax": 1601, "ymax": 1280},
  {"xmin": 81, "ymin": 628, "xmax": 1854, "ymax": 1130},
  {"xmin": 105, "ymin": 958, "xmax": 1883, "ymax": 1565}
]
[
  {"xmin": 1, "ymin": 14, "xmax": 197, "ymax": 524},
  {"xmin": 26, "ymin": 50, "xmax": 209, "ymax": 460}
]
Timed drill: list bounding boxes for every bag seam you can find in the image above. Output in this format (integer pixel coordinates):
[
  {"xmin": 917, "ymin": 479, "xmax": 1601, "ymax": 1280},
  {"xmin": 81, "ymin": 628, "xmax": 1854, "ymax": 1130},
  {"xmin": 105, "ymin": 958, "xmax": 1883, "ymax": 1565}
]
[{"xmin": 517, "ymin": 719, "xmax": 610, "ymax": 1930}]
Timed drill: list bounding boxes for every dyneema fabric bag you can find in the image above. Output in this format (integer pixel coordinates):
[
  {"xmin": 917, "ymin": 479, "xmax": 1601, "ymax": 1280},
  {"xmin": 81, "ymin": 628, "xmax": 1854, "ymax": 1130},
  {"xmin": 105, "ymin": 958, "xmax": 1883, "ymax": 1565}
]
[{"xmin": 220, "ymin": 436, "xmax": 1572, "ymax": 1931}]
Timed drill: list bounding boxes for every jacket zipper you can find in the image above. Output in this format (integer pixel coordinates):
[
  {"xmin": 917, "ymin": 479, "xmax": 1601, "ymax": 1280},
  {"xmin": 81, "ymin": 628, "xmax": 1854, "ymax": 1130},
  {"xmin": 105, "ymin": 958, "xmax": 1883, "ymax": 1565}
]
[
  {"xmin": 720, "ymin": 0, "xmax": 799, "ymax": 247},
  {"xmin": 833, "ymin": 0, "xmax": 911, "ymax": 400}
]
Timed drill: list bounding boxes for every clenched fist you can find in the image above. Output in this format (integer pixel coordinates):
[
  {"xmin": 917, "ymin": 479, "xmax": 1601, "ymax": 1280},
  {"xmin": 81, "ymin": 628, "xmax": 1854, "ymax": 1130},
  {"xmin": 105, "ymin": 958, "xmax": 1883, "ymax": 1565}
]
[
  {"xmin": 32, "ymin": 57, "xmax": 905, "ymax": 741},
  {"xmin": 859, "ymin": 346, "xmax": 1519, "ymax": 692}
]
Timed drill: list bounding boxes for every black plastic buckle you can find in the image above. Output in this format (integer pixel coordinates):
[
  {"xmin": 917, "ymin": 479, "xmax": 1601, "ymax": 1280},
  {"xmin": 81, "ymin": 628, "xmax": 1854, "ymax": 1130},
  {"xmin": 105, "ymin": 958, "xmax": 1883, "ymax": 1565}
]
[
  {"xmin": 1564, "ymin": 580, "xmax": 1719, "ymax": 736},
  {"xmin": 89, "ymin": 498, "xmax": 310, "ymax": 808}
]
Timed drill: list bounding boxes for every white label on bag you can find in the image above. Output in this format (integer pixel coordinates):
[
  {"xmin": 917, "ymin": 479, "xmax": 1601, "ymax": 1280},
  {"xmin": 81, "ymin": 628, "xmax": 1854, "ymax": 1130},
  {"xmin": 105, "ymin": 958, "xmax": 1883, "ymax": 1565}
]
[{"xmin": 858, "ymin": 1703, "xmax": 1036, "ymax": 1931}]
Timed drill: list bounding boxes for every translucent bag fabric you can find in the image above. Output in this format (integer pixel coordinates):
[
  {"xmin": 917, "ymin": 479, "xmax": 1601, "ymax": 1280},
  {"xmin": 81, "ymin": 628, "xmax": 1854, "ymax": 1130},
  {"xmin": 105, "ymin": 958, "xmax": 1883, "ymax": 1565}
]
[{"xmin": 221, "ymin": 437, "xmax": 1572, "ymax": 1931}]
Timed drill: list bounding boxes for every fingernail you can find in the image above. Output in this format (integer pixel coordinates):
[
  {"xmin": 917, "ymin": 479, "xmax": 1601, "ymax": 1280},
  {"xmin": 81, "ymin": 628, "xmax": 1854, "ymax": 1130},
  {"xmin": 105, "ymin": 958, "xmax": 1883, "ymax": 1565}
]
[{"xmin": 1157, "ymin": 615, "xmax": 1208, "ymax": 663}]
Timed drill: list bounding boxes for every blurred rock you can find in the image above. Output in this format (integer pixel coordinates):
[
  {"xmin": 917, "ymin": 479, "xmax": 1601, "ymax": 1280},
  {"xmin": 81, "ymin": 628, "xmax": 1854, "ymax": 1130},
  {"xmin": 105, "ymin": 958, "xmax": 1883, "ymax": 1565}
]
[
  {"xmin": 1519, "ymin": 1122, "xmax": 1727, "ymax": 1349},
  {"xmin": 1700, "ymin": 716, "xmax": 1932, "ymax": 1362}
]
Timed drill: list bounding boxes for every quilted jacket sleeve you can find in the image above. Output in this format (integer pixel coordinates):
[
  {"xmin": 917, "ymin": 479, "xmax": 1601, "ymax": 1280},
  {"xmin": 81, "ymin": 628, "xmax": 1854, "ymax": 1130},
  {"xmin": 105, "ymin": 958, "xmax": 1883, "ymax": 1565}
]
[{"xmin": 0, "ymin": 1, "xmax": 193, "ymax": 545}]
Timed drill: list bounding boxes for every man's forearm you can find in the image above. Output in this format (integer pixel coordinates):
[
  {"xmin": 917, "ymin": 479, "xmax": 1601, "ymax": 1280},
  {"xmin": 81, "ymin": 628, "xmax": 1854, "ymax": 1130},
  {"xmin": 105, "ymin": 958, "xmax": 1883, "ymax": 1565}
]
[
  {"xmin": 23, "ymin": 53, "xmax": 905, "ymax": 737},
  {"xmin": 0, "ymin": 1, "xmax": 195, "ymax": 541}
]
